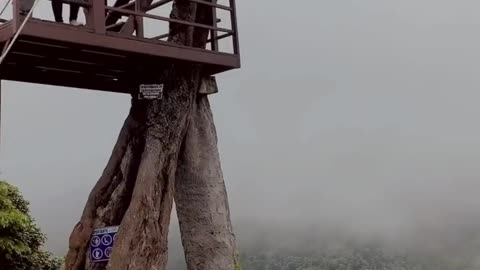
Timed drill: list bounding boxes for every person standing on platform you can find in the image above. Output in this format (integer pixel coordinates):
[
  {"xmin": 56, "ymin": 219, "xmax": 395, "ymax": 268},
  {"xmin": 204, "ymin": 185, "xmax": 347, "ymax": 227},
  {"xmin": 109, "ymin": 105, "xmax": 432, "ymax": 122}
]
[{"xmin": 51, "ymin": 0, "xmax": 82, "ymax": 26}]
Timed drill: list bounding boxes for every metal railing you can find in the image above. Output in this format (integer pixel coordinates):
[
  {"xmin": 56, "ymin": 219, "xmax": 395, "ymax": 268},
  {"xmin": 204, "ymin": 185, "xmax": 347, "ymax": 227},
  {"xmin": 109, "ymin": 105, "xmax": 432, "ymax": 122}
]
[
  {"xmin": 94, "ymin": 0, "xmax": 240, "ymax": 55},
  {"xmin": 6, "ymin": 0, "xmax": 239, "ymax": 55}
]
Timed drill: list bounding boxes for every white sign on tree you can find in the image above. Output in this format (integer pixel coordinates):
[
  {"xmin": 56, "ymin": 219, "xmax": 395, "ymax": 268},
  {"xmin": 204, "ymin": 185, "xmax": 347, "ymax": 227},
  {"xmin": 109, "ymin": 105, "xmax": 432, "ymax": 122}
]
[{"xmin": 138, "ymin": 84, "xmax": 164, "ymax": 100}]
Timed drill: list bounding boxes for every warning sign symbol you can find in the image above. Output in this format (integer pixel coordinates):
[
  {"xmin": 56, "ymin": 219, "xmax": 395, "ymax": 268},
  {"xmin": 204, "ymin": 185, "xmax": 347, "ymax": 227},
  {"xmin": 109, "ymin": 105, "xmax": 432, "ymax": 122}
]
[
  {"xmin": 92, "ymin": 248, "xmax": 103, "ymax": 260},
  {"xmin": 101, "ymin": 235, "xmax": 112, "ymax": 246},
  {"xmin": 91, "ymin": 236, "xmax": 101, "ymax": 247},
  {"xmin": 90, "ymin": 226, "xmax": 119, "ymax": 263},
  {"xmin": 105, "ymin": 247, "xmax": 113, "ymax": 258}
]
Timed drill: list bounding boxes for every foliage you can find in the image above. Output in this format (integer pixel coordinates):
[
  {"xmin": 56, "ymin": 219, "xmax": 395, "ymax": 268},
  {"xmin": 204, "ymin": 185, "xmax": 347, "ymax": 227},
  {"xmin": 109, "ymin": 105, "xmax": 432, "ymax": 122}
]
[
  {"xmin": 0, "ymin": 180, "xmax": 63, "ymax": 270},
  {"xmin": 239, "ymin": 247, "xmax": 426, "ymax": 270}
]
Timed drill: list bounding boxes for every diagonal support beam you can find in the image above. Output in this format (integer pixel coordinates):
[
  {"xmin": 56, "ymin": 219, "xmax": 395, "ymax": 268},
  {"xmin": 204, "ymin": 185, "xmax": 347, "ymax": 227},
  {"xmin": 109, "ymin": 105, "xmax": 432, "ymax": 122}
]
[{"xmin": 119, "ymin": 0, "xmax": 154, "ymax": 35}]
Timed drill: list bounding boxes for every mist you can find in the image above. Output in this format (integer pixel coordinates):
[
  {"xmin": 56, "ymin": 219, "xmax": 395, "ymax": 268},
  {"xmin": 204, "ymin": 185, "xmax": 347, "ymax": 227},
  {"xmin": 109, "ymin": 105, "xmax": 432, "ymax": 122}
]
[{"xmin": 2, "ymin": 0, "xmax": 480, "ymax": 269}]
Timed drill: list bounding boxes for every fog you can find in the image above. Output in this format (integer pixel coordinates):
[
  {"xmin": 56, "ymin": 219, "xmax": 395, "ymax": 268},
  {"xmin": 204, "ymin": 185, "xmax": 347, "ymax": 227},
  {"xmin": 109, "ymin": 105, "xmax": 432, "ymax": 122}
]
[{"xmin": 2, "ymin": 0, "xmax": 480, "ymax": 268}]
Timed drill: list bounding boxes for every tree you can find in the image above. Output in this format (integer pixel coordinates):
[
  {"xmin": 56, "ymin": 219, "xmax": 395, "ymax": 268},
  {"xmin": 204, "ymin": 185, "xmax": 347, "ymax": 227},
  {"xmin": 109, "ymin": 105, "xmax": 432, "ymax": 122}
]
[
  {"xmin": 64, "ymin": 0, "xmax": 239, "ymax": 269},
  {"xmin": 0, "ymin": 180, "xmax": 63, "ymax": 270}
]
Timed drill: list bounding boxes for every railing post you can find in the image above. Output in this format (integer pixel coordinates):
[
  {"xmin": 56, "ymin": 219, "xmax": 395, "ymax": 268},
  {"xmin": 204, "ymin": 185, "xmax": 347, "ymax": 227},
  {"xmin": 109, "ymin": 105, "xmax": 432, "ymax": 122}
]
[
  {"xmin": 12, "ymin": 0, "xmax": 20, "ymax": 32},
  {"xmin": 91, "ymin": 0, "xmax": 105, "ymax": 34},
  {"xmin": 210, "ymin": 0, "xmax": 219, "ymax": 51},
  {"xmin": 135, "ymin": 0, "xmax": 144, "ymax": 38},
  {"xmin": 229, "ymin": 0, "xmax": 239, "ymax": 55}
]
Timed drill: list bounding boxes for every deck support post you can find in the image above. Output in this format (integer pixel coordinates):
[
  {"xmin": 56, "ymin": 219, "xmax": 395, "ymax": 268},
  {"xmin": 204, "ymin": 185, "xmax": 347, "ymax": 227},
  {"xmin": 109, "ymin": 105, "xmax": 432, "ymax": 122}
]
[
  {"xmin": 134, "ymin": 0, "xmax": 144, "ymax": 38},
  {"xmin": 210, "ymin": 0, "xmax": 219, "ymax": 51},
  {"xmin": 229, "ymin": 0, "xmax": 239, "ymax": 56},
  {"xmin": 91, "ymin": 0, "xmax": 106, "ymax": 34},
  {"xmin": 12, "ymin": 0, "xmax": 20, "ymax": 32}
]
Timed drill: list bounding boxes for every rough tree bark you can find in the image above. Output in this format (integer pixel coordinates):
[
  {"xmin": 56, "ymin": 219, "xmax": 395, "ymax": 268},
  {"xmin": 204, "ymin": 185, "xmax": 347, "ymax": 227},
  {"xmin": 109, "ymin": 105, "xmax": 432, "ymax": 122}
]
[
  {"xmin": 64, "ymin": 0, "xmax": 239, "ymax": 270},
  {"xmin": 175, "ymin": 96, "xmax": 240, "ymax": 270},
  {"xmin": 174, "ymin": 2, "xmax": 240, "ymax": 269}
]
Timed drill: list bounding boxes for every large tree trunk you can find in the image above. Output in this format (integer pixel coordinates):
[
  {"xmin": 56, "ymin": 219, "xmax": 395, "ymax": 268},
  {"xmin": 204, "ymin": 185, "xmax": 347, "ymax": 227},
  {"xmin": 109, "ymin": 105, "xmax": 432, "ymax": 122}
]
[
  {"xmin": 64, "ymin": 65, "xmax": 202, "ymax": 270},
  {"xmin": 174, "ymin": 1, "xmax": 240, "ymax": 268},
  {"xmin": 175, "ymin": 96, "xmax": 240, "ymax": 270},
  {"xmin": 63, "ymin": 0, "xmax": 213, "ymax": 269},
  {"xmin": 65, "ymin": 0, "xmax": 239, "ymax": 269}
]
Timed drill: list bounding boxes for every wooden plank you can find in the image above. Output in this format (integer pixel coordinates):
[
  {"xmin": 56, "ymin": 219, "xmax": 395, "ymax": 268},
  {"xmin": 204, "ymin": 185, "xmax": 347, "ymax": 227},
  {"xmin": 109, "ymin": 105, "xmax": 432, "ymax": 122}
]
[
  {"xmin": 1, "ymin": 63, "xmax": 130, "ymax": 93},
  {"xmin": 12, "ymin": 38, "xmax": 134, "ymax": 71},
  {"xmin": 6, "ymin": 52, "xmax": 127, "ymax": 77}
]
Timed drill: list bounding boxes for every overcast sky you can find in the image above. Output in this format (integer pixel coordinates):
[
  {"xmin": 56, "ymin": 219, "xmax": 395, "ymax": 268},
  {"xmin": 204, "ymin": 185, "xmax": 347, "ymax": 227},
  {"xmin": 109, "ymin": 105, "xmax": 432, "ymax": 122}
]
[{"xmin": 2, "ymin": 0, "xmax": 480, "ymax": 264}]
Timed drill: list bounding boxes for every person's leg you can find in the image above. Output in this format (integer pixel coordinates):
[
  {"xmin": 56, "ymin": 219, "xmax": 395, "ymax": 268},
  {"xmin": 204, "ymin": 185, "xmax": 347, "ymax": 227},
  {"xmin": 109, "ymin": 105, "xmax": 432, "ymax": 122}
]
[
  {"xmin": 51, "ymin": 0, "xmax": 63, "ymax": 22},
  {"xmin": 69, "ymin": 4, "xmax": 80, "ymax": 22}
]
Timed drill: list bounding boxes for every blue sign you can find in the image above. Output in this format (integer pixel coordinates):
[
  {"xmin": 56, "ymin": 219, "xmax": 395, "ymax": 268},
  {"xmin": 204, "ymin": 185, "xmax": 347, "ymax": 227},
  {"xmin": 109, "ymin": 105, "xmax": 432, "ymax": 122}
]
[{"xmin": 90, "ymin": 226, "xmax": 119, "ymax": 263}]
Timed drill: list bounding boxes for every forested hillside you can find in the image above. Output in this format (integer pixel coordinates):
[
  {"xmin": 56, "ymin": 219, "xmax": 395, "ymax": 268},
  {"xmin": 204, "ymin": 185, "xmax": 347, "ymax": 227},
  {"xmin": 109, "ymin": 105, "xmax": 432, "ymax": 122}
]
[
  {"xmin": 170, "ymin": 247, "xmax": 426, "ymax": 270},
  {"xmin": 239, "ymin": 249, "xmax": 423, "ymax": 270}
]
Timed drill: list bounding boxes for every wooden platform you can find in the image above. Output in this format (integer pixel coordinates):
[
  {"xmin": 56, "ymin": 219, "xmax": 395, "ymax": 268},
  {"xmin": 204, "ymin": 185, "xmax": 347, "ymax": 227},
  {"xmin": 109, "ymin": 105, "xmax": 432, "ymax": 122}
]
[{"xmin": 0, "ymin": 19, "xmax": 240, "ymax": 93}]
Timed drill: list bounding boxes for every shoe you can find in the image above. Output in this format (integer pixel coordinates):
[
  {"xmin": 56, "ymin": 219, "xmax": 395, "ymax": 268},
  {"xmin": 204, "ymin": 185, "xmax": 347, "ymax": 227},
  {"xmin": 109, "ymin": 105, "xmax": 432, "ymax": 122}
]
[{"xmin": 70, "ymin": 20, "xmax": 82, "ymax": 26}]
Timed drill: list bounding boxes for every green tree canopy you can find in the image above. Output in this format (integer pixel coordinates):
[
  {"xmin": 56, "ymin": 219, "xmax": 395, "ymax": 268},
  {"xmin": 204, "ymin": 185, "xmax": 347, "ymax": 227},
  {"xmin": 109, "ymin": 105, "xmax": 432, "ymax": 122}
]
[{"xmin": 0, "ymin": 180, "xmax": 62, "ymax": 270}]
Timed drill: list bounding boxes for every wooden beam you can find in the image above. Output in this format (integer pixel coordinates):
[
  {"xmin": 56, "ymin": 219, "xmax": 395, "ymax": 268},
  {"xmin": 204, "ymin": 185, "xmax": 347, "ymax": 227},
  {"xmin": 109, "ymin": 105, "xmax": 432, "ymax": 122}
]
[
  {"xmin": 1, "ymin": 63, "xmax": 130, "ymax": 93},
  {"xmin": 13, "ymin": 39, "xmax": 132, "ymax": 71},
  {"xmin": 106, "ymin": 21, "xmax": 125, "ymax": 31},
  {"xmin": 92, "ymin": 0, "xmax": 106, "ymax": 34},
  {"xmin": 210, "ymin": 0, "xmax": 219, "ymax": 51},
  {"xmin": 207, "ymin": 32, "xmax": 231, "ymax": 42},
  {"xmin": 7, "ymin": 52, "xmax": 127, "ymax": 77},
  {"xmin": 229, "ymin": 0, "xmax": 239, "ymax": 55}
]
